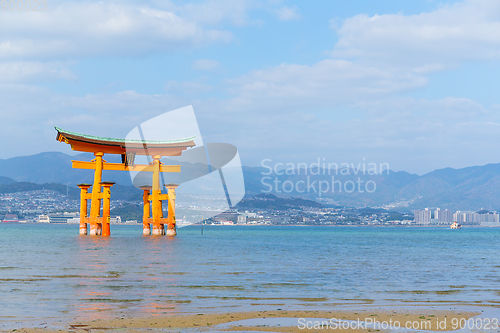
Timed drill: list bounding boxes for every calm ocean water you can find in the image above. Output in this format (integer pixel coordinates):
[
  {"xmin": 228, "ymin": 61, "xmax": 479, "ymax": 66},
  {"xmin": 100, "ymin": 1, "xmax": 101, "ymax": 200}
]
[{"xmin": 1, "ymin": 224, "xmax": 500, "ymax": 328}]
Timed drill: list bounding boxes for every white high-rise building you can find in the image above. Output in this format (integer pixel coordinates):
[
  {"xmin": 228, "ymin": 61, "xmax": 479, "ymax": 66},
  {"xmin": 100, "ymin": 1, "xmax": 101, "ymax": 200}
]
[
  {"xmin": 414, "ymin": 209, "xmax": 431, "ymax": 225},
  {"xmin": 237, "ymin": 215, "xmax": 247, "ymax": 224},
  {"xmin": 463, "ymin": 211, "xmax": 480, "ymax": 224},
  {"xmin": 435, "ymin": 208, "xmax": 453, "ymax": 224},
  {"xmin": 479, "ymin": 212, "xmax": 499, "ymax": 223},
  {"xmin": 453, "ymin": 211, "xmax": 465, "ymax": 223}
]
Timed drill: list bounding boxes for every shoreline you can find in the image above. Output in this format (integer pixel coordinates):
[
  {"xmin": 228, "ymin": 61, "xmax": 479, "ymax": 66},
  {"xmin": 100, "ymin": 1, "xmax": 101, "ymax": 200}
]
[
  {"xmin": 1, "ymin": 222, "xmax": 498, "ymax": 228},
  {"xmin": 3, "ymin": 305, "xmax": 487, "ymax": 333}
]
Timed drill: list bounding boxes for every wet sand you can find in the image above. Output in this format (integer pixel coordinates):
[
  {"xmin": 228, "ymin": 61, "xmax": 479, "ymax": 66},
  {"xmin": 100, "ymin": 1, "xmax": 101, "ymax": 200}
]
[{"xmin": 6, "ymin": 308, "xmax": 480, "ymax": 332}]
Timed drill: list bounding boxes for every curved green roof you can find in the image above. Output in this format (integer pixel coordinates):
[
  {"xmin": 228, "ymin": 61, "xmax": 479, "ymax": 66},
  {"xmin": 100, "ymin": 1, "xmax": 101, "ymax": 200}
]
[{"xmin": 55, "ymin": 126, "xmax": 196, "ymax": 145}]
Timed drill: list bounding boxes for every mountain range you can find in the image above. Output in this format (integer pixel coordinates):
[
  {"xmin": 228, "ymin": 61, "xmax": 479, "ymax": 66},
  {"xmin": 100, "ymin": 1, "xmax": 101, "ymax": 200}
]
[{"xmin": 1, "ymin": 152, "xmax": 500, "ymax": 211}]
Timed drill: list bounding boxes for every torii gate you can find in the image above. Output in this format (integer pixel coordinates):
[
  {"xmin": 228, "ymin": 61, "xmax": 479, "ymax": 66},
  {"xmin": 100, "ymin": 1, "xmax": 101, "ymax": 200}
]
[{"xmin": 55, "ymin": 127, "xmax": 195, "ymax": 237}]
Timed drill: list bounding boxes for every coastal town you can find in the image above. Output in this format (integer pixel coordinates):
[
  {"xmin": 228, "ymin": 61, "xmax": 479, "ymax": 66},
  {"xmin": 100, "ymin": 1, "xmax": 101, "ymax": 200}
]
[{"xmin": 1, "ymin": 189, "xmax": 499, "ymax": 227}]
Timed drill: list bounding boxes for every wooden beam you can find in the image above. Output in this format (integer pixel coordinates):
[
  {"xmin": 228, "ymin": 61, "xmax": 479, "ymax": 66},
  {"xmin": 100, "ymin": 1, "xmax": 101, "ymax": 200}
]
[
  {"xmin": 72, "ymin": 160, "xmax": 181, "ymax": 173},
  {"xmin": 69, "ymin": 141, "xmax": 187, "ymax": 156}
]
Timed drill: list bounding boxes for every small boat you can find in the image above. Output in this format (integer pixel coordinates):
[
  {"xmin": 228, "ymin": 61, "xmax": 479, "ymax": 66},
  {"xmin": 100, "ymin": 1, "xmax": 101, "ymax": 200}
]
[{"xmin": 450, "ymin": 221, "xmax": 461, "ymax": 229}]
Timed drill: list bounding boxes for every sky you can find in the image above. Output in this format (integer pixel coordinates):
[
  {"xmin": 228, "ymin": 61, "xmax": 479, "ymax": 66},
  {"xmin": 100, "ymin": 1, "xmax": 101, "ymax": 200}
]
[{"xmin": 1, "ymin": 0, "xmax": 500, "ymax": 175}]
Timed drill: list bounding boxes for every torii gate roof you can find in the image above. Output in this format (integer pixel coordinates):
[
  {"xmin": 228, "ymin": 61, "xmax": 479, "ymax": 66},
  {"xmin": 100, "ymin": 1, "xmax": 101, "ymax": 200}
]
[{"xmin": 55, "ymin": 126, "xmax": 196, "ymax": 156}]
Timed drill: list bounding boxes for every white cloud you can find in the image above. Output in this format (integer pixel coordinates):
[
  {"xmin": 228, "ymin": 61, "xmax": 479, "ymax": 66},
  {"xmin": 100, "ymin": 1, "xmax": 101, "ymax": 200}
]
[
  {"xmin": 0, "ymin": 1, "xmax": 232, "ymax": 60},
  {"xmin": 178, "ymin": 0, "xmax": 255, "ymax": 26},
  {"xmin": 355, "ymin": 97, "xmax": 488, "ymax": 121},
  {"xmin": 192, "ymin": 59, "xmax": 221, "ymax": 71},
  {"xmin": 2, "ymin": 0, "xmax": 500, "ymax": 175},
  {"xmin": 0, "ymin": 86, "xmax": 194, "ymax": 158},
  {"xmin": 0, "ymin": 62, "xmax": 76, "ymax": 83},
  {"xmin": 275, "ymin": 6, "xmax": 301, "ymax": 21},
  {"xmin": 1, "ymin": 81, "xmax": 499, "ymax": 174},
  {"xmin": 330, "ymin": 0, "xmax": 500, "ymax": 70},
  {"xmin": 165, "ymin": 80, "xmax": 214, "ymax": 95},
  {"xmin": 226, "ymin": 59, "xmax": 427, "ymax": 107},
  {"xmin": 197, "ymin": 95, "xmax": 500, "ymax": 174},
  {"xmin": 208, "ymin": 0, "xmax": 500, "ymax": 122}
]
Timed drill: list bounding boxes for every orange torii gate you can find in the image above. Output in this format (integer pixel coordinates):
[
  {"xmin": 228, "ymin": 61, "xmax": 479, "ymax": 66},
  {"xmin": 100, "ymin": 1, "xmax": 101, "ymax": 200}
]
[{"xmin": 55, "ymin": 127, "xmax": 195, "ymax": 237}]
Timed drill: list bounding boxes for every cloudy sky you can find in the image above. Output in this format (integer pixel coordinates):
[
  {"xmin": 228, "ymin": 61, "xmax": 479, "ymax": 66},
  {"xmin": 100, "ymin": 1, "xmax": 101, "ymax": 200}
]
[{"xmin": 1, "ymin": 0, "xmax": 499, "ymax": 174}]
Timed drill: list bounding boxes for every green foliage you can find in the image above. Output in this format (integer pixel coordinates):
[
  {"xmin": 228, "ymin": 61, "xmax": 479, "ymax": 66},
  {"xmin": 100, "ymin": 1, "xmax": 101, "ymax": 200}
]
[
  {"xmin": 237, "ymin": 193, "xmax": 323, "ymax": 210},
  {"xmin": 0, "ymin": 181, "xmax": 142, "ymax": 201},
  {"xmin": 386, "ymin": 213, "xmax": 406, "ymax": 221},
  {"xmin": 0, "ymin": 182, "xmax": 79, "ymax": 199},
  {"xmin": 109, "ymin": 184, "xmax": 142, "ymax": 201},
  {"xmin": 111, "ymin": 203, "xmax": 143, "ymax": 221},
  {"xmin": 358, "ymin": 207, "xmax": 388, "ymax": 216}
]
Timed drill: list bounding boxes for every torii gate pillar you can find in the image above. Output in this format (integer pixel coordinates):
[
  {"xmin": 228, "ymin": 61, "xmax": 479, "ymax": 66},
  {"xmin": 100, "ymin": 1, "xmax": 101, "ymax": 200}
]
[
  {"xmin": 101, "ymin": 181, "xmax": 115, "ymax": 237},
  {"xmin": 89, "ymin": 152, "xmax": 104, "ymax": 236},
  {"xmin": 151, "ymin": 155, "xmax": 164, "ymax": 236},
  {"xmin": 77, "ymin": 183, "xmax": 91, "ymax": 235},
  {"xmin": 140, "ymin": 185, "xmax": 152, "ymax": 236},
  {"xmin": 165, "ymin": 184, "xmax": 178, "ymax": 236}
]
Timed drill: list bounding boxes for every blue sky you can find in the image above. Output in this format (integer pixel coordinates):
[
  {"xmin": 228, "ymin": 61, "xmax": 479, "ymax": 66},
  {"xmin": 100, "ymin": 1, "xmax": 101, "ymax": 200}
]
[{"xmin": 1, "ymin": 0, "xmax": 499, "ymax": 174}]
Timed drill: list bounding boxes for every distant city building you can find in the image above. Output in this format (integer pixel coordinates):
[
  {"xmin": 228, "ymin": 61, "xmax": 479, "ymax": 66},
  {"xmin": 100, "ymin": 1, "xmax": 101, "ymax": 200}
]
[
  {"xmin": 3, "ymin": 214, "xmax": 19, "ymax": 222},
  {"xmin": 479, "ymin": 212, "xmax": 499, "ymax": 223},
  {"xmin": 38, "ymin": 214, "xmax": 50, "ymax": 223},
  {"xmin": 46, "ymin": 212, "xmax": 78, "ymax": 223},
  {"xmin": 237, "ymin": 215, "xmax": 247, "ymax": 224},
  {"xmin": 463, "ymin": 211, "xmax": 480, "ymax": 224},
  {"xmin": 435, "ymin": 208, "xmax": 453, "ymax": 224},
  {"xmin": 413, "ymin": 208, "xmax": 431, "ymax": 224},
  {"xmin": 453, "ymin": 211, "xmax": 499, "ymax": 225},
  {"xmin": 479, "ymin": 212, "xmax": 500, "ymax": 227},
  {"xmin": 215, "ymin": 212, "xmax": 239, "ymax": 223},
  {"xmin": 70, "ymin": 216, "xmax": 122, "ymax": 224},
  {"xmin": 453, "ymin": 211, "xmax": 465, "ymax": 223},
  {"xmin": 37, "ymin": 213, "xmax": 122, "ymax": 224}
]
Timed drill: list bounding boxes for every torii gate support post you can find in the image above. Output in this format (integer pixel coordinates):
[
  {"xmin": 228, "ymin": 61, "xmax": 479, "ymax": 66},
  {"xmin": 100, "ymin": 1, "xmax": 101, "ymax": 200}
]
[
  {"xmin": 89, "ymin": 152, "xmax": 104, "ymax": 236},
  {"xmin": 165, "ymin": 184, "xmax": 178, "ymax": 236},
  {"xmin": 101, "ymin": 181, "xmax": 115, "ymax": 237},
  {"xmin": 77, "ymin": 184, "xmax": 92, "ymax": 235},
  {"xmin": 151, "ymin": 155, "xmax": 164, "ymax": 236},
  {"xmin": 73, "ymin": 154, "xmax": 181, "ymax": 237},
  {"xmin": 140, "ymin": 185, "xmax": 152, "ymax": 235}
]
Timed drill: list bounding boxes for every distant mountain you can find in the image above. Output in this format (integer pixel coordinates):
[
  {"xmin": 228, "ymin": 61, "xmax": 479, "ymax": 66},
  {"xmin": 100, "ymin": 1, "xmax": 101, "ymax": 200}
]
[
  {"xmin": 0, "ymin": 152, "xmax": 213, "ymax": 188},
  {"xmin": 0, "ymin": 182, "xmax": 80, "ymax": 199},
  {"xmin": 0, "ymin": 181, "xmax": 141, "ymax": 201},
  {"xmin": 242, "ymin": 166, "xmax": 420, "ymax": 207},
  {"xmin": 2, "ymin": 152, "xmax": 500, "ymax": 210},
  {"xmin": 402, "ymin": 164, "xmax": 500, "ymax": 211},
  {"xmin": 0, "ymin": 152, "xmax": 133, "ymax": 186},
  {"xmin": 0, "ymin": 176, "xmax": 15, "ymax": 184},
  {"xmin": 236, "ymin": 193, "xmax": 323, "ymax": 210},
  {"xmin": 242, "ymin": 165, "xmax": 500, "ymax": 211}
]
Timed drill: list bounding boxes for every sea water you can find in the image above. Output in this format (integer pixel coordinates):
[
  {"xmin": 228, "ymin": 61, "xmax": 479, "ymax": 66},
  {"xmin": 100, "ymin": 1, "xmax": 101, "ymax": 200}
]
[{"xmin": 1, "ymin": 224, "xmax": 500, "ymax": 328}]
